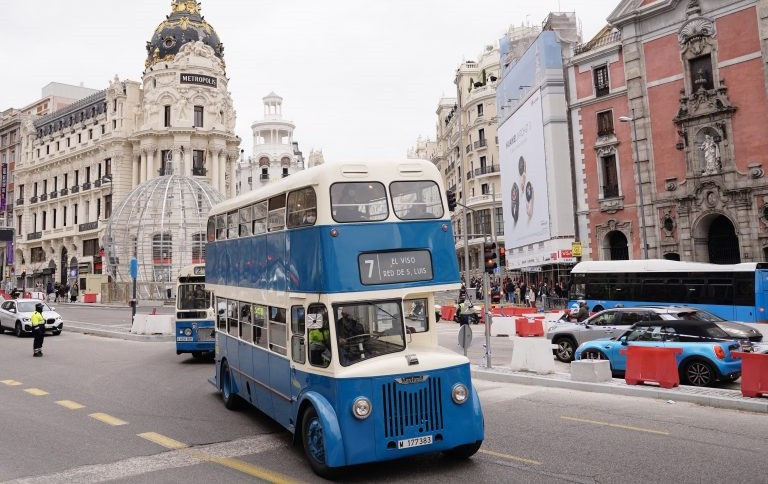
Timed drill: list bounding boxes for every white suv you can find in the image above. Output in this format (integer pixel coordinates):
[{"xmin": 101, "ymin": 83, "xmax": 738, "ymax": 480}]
[{"xmin": 546, "ymin": 306, "xmax": 762, "ymax": 362}]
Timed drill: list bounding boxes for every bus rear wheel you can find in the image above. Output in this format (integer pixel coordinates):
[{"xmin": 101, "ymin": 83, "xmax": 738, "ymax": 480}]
[
  {"xmin": 301, "ymin": 406, "xmax": 340, "ymax": 479},
  {"xmin": 220, "ymin": 360, "xmax": 240, "ymax": 410}
]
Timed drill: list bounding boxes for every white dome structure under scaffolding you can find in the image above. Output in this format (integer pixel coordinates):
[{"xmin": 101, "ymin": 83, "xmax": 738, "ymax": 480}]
[{"xmin": 104, "ymin": 175, "xmax": 222, "ymax": 299}]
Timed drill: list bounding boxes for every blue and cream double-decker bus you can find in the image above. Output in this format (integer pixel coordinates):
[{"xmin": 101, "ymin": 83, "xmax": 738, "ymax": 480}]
[
  {"xmin": 174, "ymin": 263, "xmax": 215, "ymax": 358},
  {"xmin": 206, "ymin": 160, "xmax": 483, "ymax": 477}
]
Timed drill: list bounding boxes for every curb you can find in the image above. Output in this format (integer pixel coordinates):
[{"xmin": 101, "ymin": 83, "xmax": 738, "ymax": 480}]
[
  {"xmin": 471, "ymin": 366, "xmax": 768, "ymax": 414},
  {"xmin": 64, "ymin": 324, "xmax": 174, "ymax": 342}
]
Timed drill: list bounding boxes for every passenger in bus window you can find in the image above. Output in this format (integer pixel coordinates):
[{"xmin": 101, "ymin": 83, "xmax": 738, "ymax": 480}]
[{"xmin": 308, "ymin": 324, "xmax": 331, "ymax": 367}]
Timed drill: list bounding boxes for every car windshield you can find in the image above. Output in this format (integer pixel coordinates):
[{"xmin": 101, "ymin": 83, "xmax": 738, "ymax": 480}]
[
  {"xmin": 18, "ymin": 302, "xmax": 51, "ymax": 312},
  {"xmin": 177, "ymin": 283, "xmax": 211, "ymax": 310},
  {"xmin": 675, "ymin": 309, "xmax": 726, "ymax": 322},
  {"xmin": 334, "ymin": 300, "xmax": 406, "ymax": 366}
]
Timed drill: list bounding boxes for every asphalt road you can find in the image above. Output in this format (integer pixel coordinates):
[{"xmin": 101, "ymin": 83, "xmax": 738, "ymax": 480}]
[{"xmin": 0, "ymin": 308, "xmax": 766, "ymax": 482}]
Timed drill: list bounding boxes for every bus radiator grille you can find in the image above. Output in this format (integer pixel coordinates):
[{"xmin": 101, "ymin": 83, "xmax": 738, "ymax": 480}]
[
  {"xmin": 197, "ymin": 330, "xmax": 215, "ymax": 342},
  {"xmin": 381, "ymin": 377, "xmax": 443, "ymax": 438}
]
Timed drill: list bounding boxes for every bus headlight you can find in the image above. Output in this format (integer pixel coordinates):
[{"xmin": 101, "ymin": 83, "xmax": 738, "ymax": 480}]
[
  {"xmin": 451, "ymin": 383, "xmax": 469, "ymax": 404},
  {"xmin": 352, "ymin": 397, "xmax": 372, "ymax": 419},
  {"xmin": 183, "ymin": 328, "xmax": 193, "ymax": 336}
]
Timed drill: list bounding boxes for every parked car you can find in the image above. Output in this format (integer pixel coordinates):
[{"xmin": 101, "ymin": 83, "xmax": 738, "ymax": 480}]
[
  {"xmin": 0, "ymin": 299, "xmax": 64, "ymax": 337},
  {"xmin": 575, "ymin": 320, "xmax": 742, "ymax": 387},
  {"xmin": 546, "ymin": 305, "xmax": 761, "ymax": 362}
]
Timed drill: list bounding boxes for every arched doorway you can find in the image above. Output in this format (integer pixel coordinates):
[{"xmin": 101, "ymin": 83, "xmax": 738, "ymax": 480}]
[
  {"xmin": 707, "ymin": 215, "xmax": 740, "ymax": 264},
  {"xmin": 60, "ymin": 247, "xmax": 68, "ymax": 285},
  {"xmin": 603, "ymin": 231, "xmax": 629, "ymax": 260}
]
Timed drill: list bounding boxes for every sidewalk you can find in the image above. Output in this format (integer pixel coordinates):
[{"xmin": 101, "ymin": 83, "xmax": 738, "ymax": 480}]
[{"xmin": 472, "ymin": 365, "xmax": 768, "ymax": 414}]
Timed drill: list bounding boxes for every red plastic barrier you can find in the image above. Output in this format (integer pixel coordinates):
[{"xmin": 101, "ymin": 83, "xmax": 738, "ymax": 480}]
[
  {"xmin": 515, "ymin": 317, "xmax": 544, "ymax": 337},
  {"xmin": 440, "ymin": 305, "xmax": 456, "ymax": 322},
  {"xmin": 620, "ymin": 346, "xmax": 683, "ymax": 389},
  {"xmin": 83, "ymin": 293, "xmax": 97, "ymax": 303},
  {"xmin": 733, "ymin": 352, "xmax": 768, "ymax": 398}
]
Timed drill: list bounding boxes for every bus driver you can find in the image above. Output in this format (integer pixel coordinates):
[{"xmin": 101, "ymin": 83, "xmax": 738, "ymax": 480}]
[{"xmin": 338, "ymin": 311, "xmax": 368, "ymax": 363}]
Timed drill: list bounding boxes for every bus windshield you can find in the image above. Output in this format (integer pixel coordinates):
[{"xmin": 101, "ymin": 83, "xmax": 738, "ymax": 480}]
[
  {"xmin": 334, "ymin": 300, "xmax": 406, "ymax": 366},
  {"xmin": 178, "ymin": 283, "xmax": 210, "ymax": 310}
]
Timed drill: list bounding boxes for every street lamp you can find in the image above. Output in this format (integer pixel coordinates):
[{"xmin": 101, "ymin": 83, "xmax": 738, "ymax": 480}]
[{"xmin": 619, "ymin": 109, "xmax": 649, "ymax": 259}]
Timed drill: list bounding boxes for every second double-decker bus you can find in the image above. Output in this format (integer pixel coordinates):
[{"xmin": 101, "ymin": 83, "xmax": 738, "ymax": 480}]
[
  {"xmin": 206, "ymin": 160, "xmax": 484, "ymax": 478},
  {"xmin": 568, "ymin": 259, "xmax": 768, "ymax": 322},
  {"xmin": 175, "ymin": 263, "xmax": 215, "ymax": 358}
]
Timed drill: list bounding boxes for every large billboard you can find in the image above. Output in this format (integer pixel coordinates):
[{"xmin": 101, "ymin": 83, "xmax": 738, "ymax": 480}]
[{"xmin": 499, "ymin": 89, "xmax": 551, "ymax": 248}]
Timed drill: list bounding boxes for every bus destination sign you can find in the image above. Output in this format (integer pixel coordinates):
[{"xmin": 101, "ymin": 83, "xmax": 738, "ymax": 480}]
[{"xmin": 359, "ymin": 250, "xmax": 433, "ymax": 285}]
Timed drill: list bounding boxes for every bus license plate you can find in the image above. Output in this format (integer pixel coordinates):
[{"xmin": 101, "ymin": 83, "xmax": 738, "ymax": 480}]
[
  {"xmin": 176, "ymin": 336, "xmax": 193, "ymax": 342},
  {"xmin": 397, "ymin": 435, "xmax": 433, "ymax": 449}
]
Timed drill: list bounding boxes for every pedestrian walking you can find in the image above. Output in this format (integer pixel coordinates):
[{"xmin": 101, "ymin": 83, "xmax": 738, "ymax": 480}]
[
  {"xmin": 70, "ymin": 282, "xmax": 79, "ymax": 303},
  {"xmin": 31, "ymin": 302, "xmax": 46, "ymax": 357}
]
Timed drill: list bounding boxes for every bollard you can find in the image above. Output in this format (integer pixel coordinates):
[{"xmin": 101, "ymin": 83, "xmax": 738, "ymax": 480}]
[
  {"xmin": 732, "ymin": 352, "xmax": 768, "ymax": 398},
  {"xmin": 620, "ymin": 346, "xmax": 683, "ymax": 388}
]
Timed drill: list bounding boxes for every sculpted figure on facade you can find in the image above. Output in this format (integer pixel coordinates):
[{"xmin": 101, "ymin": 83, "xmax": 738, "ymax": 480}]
[
  {"xmin": 177, "ymin": 91, "xmax": 189, "ymax": 120},
  {"xmin": 700, "ymin": 134, "xmax": 720, "ymax": 175}
]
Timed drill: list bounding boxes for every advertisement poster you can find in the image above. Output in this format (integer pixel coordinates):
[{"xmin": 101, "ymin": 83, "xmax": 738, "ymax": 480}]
[
  {"xmin": 499, "ymin": 89, "xmax": 551, "ymax": 248},
  {"xmin": 0, "ymin": 163, "xmax": 6, "ymax": 212}
]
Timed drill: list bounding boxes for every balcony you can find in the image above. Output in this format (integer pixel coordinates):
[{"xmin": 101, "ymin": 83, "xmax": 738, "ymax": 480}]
[
  {"xmin": 27, "ymin": 231, "xmax": 42, "ymax": 240},
  {"xmin": 82, "ymin": 181, "xmax": 91, "ymax": 190},
  {"xmin": 78, "ymin": 221, "xmax": 98, "ymax": 232},
  {"xmin": 70, "ymin": 185, "xmax": 79, "ymax": 194},
  {"xmin": 51, "ymin": 191, "xmax": 58, "ymax": 199},
  {"xmin": 60, "ymin": 188, "xmax": 68, "ymax": 196},
  {"xmin": 602, "ymin": 184, "xmax": 620, "ymax": 199},
  {"xmin": 16, "ymin": 198, "xmax": 23, "ymax": 206},
  {"xmin": 474, "ymin": 165, "xmax": 499, "ymax": 177},
  {"xmin": 94, "ymin": 179, "xmax": 101, "ymax": 188},
  {"xmin": 465, "ymin": 144, "xmax": 472, "ymax": 154},
  {"xmin": 40, "ymin": 193, "xmax": 48, "ymax": 201},
  {"xmin": 30, "ymin": 196, "xmax": 38, "ymax": 204},
  {"xmin": 473, "ymin": 139, "xmax": 488, "ymax": 150},
  {"xmin": 260, "ymin": 173, "xmax": 269, "ymax": 180}
]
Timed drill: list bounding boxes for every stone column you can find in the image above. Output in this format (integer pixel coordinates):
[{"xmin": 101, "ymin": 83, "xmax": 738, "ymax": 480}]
[
  {"xmin": 140, "ymin": 150, "xmax": 147, "ymax": 183},
  {"xmin": 132, "ymin": 154, "xmax": 139, "ymax": 187},
  {"xmin": 184, "ymin": 148, "xmax": 192, "ymax": 177},
  {"xmin": 229, "ymin": 157, "xmax": 237, "ymax": 198},
  {"xmin": 219, "ymin": 154, "xmax": 227, "ymax": 194},
  {"xmin": 211, "ymin": 150, "xmax": 219, "ymax": 190},
  {"xmin": 147, "ymin": 149, "xmax": 155, "ymax": 180}
]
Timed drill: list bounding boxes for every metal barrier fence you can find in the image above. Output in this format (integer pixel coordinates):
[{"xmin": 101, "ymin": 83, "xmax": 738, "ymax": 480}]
[{"xmin": 100, "ymin": 282, "xmax": 175, "ymax": 304}]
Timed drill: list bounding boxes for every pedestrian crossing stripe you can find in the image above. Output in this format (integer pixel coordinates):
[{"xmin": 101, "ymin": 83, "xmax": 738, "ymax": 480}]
[
  {"xmin": 1, "ymin": 380, "xmax": 22, "ymax": 386},
  {"xmin": 56, "ymin": 400, "xmax": 85, "ymax": 409},
  {"xmin": 24, "ymin": 388, "xmax": 49, "ymax": 396},
  {"xmin": 89, "ymin": 413, "xmax": 128, "ymax": 426}
]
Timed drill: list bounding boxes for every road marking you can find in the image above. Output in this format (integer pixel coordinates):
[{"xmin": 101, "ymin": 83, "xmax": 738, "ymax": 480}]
[
  {"xmin": 24, "ymin": 388, "xmax": 49, "ymax": 396},
  {"xmin": 479, "ymin": 449, "xmax": 542, "ymax": 465},
  {"xmin": 560, "ymin": 416, "xmax": 670, "ymax": 435},
  {"xmin": 56, "ymin": 400, "xmax": 85, "ymax": 409},
  {"xmin": 138, "ymin": 432, "xmax": 188, "ymax": 450},
  {"xmin": 89, "ymin": 412, "xmax": 128, "ymax": 426},
  {"xmin": 1, "ymin": 379, "xmax": 22, "ymax": 386},
  {"xmin": 140, "ymin": 432, "xmax": 301, "ymax": 483}
]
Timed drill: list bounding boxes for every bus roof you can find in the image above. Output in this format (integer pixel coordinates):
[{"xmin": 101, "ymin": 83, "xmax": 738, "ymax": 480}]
[
  {"xmin": 571, "ymin": 259, "xmax": 764, "ymax": 274},
  {"xmin": 178, "ymin": 263, "xmax": 205, "ymax": 278},
  {"xmin": 208, "ymin": 159, "xmax": 443, "ymax": 217}
]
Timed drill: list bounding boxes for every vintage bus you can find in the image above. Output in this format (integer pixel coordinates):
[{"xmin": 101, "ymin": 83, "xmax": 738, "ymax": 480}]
[
  {"xmin": 175, "ymin": 263, "xmax": 215, "ymax": 357},
  {"xmin": 206, "ymin": 160, "xmax": 484, "ymax": 477},
  {"xmin": 568, "ymin": 259, "xmax": 768, "ymax": 322}
]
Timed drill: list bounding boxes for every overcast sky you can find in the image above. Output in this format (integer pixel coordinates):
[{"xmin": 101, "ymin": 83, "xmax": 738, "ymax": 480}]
[{"xmin": 0, "ymin": 0, "xmax": 620, "ymax": 161}]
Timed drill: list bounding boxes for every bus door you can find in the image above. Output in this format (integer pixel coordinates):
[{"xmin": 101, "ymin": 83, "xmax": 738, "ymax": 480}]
[
  {"xmin": 756, "ymin": 270, "xmax": 768, "ymax": 322},
  {"xmin": 268, "ymin": 306, "xmax": 292, "ymax": 428}
]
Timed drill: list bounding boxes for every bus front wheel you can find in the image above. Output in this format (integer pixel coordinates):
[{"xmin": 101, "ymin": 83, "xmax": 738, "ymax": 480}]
[
  {"xmin": 301, "ymin": 406, "xmax": 340, "ymax": 479},
  {"xmin": 220, "ymin": 360, "xmax": 240, "ymax": 410}
]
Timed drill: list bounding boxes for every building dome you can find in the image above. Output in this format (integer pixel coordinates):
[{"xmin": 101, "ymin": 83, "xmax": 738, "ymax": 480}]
[
  {"xmin": 104, "ymin": 176, "xmax": 223, "ymax": 293},
  {"xmin": 146, "ymin": 0, "xmax": 224, "ymax": 69}
]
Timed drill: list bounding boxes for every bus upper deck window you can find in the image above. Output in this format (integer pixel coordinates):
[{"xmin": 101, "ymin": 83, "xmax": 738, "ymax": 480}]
[
  {"xmin": 390, "ymin": 181, "xmax": 444, "ymax": 220},
  {"xmin": 331, "ymin": 182, "xmax": 388, "ymax": 222}
]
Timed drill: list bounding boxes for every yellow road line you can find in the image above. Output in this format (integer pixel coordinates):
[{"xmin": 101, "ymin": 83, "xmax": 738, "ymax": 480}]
[
  {"xmin": 478, "ymin": 449, "xmax": 542, "ymax": 465},
  {"xmin": 561, "ymin": 416, "xmax": 670, "ymax": 435},
  {"xmin": 89, "ymin": 413, "xmax": 128, "ymax": 426},
  {"xmin": 139, "ymin": 432, "xmax": 301, "ymax": 483},
  {"xmin": 24, "ymin": 388, "xmax": 49, "ymax": 396},
  {"xmin": 56, "ymin": 400, "xmax": 85, "ymax": 410},
  {"xmin": 1, "ymin": 379, "xmax": 22, "ymax": 386},
  {"xmin": 138, "ymin": 432, "xmax": 188, "ymax": 450}
]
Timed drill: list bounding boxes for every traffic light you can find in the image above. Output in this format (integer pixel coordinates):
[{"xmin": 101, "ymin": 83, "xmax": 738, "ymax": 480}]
[
  {"xmin": 499, "ymin": 246, "xmax": 506, "ymax": 267},
  {"xmin": 484, "ymin": 241, "xmax": 497, "ymax": 274},
  {"xmin": 446, "ymin": 190, "xmax": 457, "ymax": 211}
]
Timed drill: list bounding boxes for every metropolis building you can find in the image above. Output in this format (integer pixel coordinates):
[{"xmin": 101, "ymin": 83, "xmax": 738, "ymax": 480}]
[{"xmin": 12, "ymin": 0, "xmax": 240, "ymax": 292}]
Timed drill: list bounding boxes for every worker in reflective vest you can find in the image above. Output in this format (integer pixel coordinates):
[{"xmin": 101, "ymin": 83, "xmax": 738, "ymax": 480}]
[{"xmin": 31, "ymin": 302, "xmax": 46, "ymax": 357}]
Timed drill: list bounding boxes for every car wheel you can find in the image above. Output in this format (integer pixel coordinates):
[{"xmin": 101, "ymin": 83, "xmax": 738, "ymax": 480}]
[
  {"xmin": 52, "ymin": 329, "xmax": 61, "ymax": 336},
  {"xmin": 14, "ymin": 321, "xmax": 23, "ymax": 338},
  {"xmin": 220, "ymin": 360, "xmax": 240, "ymax": 410},
  {"xmin": 302, "ymin": 405, "xmax": 340, "ymax": 479},
  {"xmin": 553, "ymin": 337, "xmax": 576, "ymax": 362},
  {"xmin": 0, "ymin": 324, "xmax": 4, "ymax": 334},
  {"xmin": 581, "ymin": 349, "xmax": 607, "ymax": 361},
  {"xmin": 683, "ymin": 359, "xmax": 715, "ymax": 387}
]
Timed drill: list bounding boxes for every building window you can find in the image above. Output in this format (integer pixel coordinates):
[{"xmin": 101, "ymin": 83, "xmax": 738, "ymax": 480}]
[
  {"xmin": 481, "ymin": 183, "xmax": 489, "ymax": 195},
  {"xmin": 85, "ymin": 200, "xmax": 90, "ymax": 222},
  {"xmin": 64, "ymin": 174, "xmax": 68, "ymax": 188},
  {"xmin": 53, "ymin": 209, "xmax": 57, "ymax": 229},
  {"xmin": 18, "ymin": 184, "xmax": 24, "ymax": 200},
  {"xmin": 164, "ymin": 105, "xmax": 171, "ymax": 127},
  {"xmin": 112, "ymin": 120, "xmax": 116, "ymax": 130},
  {"xmin": 597, "ymin": 110, "xmax": 614, "ymax": 136},
  {"xmin": 192, "ymin": 150, "xmax": 205, "ymax": 176},
  {"xmin": 74, "ymin": 170, "xmax": 79, "ymax": 186},
  {"xmin": 160, "ymin": 150, "xmax": 171, "ymax": 175},
  {"xmin": 88, "ymin": 129, "xmax": 93, "ymax": 140},
  {"xmin": 83, "ymin": 238, "xmax": 99, "ymax": 257},
  {"xmin": 96, "ymin": 198, "xmax": 101, "ymax": 219},
  {"xmin": 97, "ymin": 163, "xmax": 102, "ymax": 179},
  {"xmin": 152, "ymin": 233, "xmax": 172, "ymax": 264},
  {"xmin": 104, "ymin": 194, "xmax": 112, "ymax": 219},
  {"xmin": 33, "ymin": 182, "xmax": 38, "ymax": 196},
  {"xmin": 477, "ymin": 103, "xmax": 484, "ymax": 117},
  {"xmin": 86, "ymin": 166, "xmax": 91, "ymax": 183},
  {"xmin": 67, "ymin": 138, "xmax": 71, "ymax": 147},
  {"xmin": 601, "ymin": 154, "xmax": 619, "ymax": 198},
  {"xmin": 192, "ymin": 233, "xmax": 205, "ymax": 263},
  {"xmin": 78, "ymin": 133, "xmax": 82, "ymax": 143},
  {"xmin": 690, "ymin": 54, "xmax": 714, "ymax": 92},
  {"xmin": 63, "ymin": 206, "xmax": 67, "ymax": 226},
  {"xmin": 101, "ymin": 125, "xmax": 105, "ymax": 135},
  {"xmin": 113, "ymin": 99, "xmax": 117, "ymax": 112},
  {"xmin": 194, "ymin": 106, "xmax": 203, "ymax": 127},
  {"xmin": 17, "ymin": 215, "xmax": 22, "ymax": 232},
  {"xmin": 495, "ymin": 207, "xmax": 504, "ymax": 236},
  {"xmin": 104, "ymin": 158, "xmax": 111, "ymax": 177},
  {"xmin": 74, "ymin": 203, "xmax": 78, "ymax": 224},
  {"xmin": 46, "ymin": 145, "xmax": 50, "ymax": 155},
  {"xmin": 42, "ymin": 211, "xmax": 47, "ymax": 230},
  {"xmin": 473, "ymin": 209, "xmax": 491, "ymax": 236},
  {"xmin": 593, "ymin": 65, "xmax": 609, "ymax": 97}
]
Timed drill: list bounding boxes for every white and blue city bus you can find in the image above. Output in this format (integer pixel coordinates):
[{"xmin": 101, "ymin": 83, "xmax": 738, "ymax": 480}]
[
  {"xmin": 568, "ymin": 259, "xmax": 768, "ymax": 322},
  {"xmin": 206, "ymin": 160, "xmax": 483, "ymax": 477},
  {"xmin": 175, "ymin": 263, "xmax": 215, "ymax": 357}
]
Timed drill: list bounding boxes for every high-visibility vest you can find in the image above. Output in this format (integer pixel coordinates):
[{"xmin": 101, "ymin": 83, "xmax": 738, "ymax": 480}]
[{"xmin": 30, "ymin": 311, "xmax": 45, "ymax": 327}]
